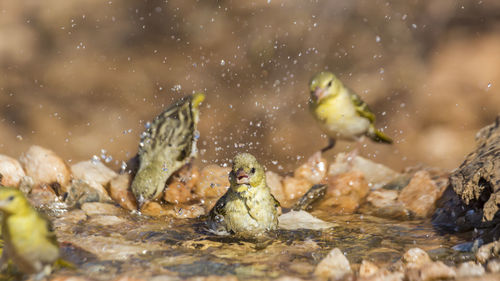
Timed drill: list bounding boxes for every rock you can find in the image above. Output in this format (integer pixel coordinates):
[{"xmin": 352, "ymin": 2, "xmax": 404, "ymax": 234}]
[
  {"xmin": 28, "ymin": 184, "xmax": 58, "ymax": 207},
  {"xmin": 50, "ymin": 276, "xmax": 92, "ymax": 281},
  {"xmin": 360, "ymin": 189, "xmax": 409, "ymax": 219},
  {"xmin": 281, "ymin": 176, "xmax": 312, "ymax": 208},
  {"xmin": 405, "ymin": 261, "xmax": 456, "ymax": 281},
  {"xmin": 81, "ymin": 202, "xmax": 123, "ymax": 216},
  {"xmin": 87, "ymin": 215, "xmax": 128, "ymax": 226},
  {"xmin": 71, "ymin": 160, "xmax": 118, "ymax": 190},
  {"xmin": 291, "ymin": 184, "xmax": 327, "ymax": 211},
  {"xmin": 476, "ymin": 241, "xmax": 500, "ymax": 264},
  {"xmin": 358, "ymin": 270, "xmax": 404, "ymax": 281},
  {"xmin": 278, "ymin": 210, "xmax": 337, "ymax": 230},
  {"xmin": 487, "ymin": 259, "xmax": 500, "ymax": 273},
  {"xmin": 108, "ymin": 174, "xmax": 137, "ymax": 211},
  {"xmin": 316, "ymin": 171, "xmax": 369, "ymax": 214},
  {"xmin": 314, "ymin": 248, "xmax": 352, "ymax": 280},
  {"xmin": 402, "ymin": 248, "xmax": 432, "ymax": 269},
  {"xmin": 398, "ymin": 171, "xmax": 439, "ymax": 218},
  {"xmin": 294, "ymin": 152, "xmax": 327, "ymax": 184},
  {"xmin": 266, "ymin": 171, "xmax": 286, "ymax": 206},
  {"xmin": 65, "ymin": 180, "xmax": 112, "ymax": 208},
  {"xmin": 194, "ymin": 165, "xmax": 230, "ymax": 199},
  {"xmin": 140, "ymin": 201, "xmax": 170, "ymax": 217},
  {"xmin": 0, "ymin": 154, "xmax": 25, "ymax": 187},
  {"xmin": 456, "ymin": 261, "xmax": 485, "ymax": 277},
  {"xmin": 140, "ymin": 201, "xmax": 205, "ymax": 219},
  {"xmin": 359, "ymin": 260, "xmax": 379, "ymax": 277},
  {"xmin": 328, "ymin": 152, "xmax": 401, "ymax": 189},
  {"xmin": 163, "ymin": 165, "xmax": 199, "ymax": 204},
  {"xmin": 19, "ymin": 145, "xmax": 71, "ymax": 193}
]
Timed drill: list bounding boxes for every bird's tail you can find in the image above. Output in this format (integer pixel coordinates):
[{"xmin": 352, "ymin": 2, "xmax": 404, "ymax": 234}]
[{"xmin": 367, "ymin": 125, "xmax": 393, "ymax": 144}]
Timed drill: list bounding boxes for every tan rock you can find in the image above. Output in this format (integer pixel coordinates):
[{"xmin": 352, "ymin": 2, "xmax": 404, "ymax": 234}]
[
  {"xmin": 487, "ymin": 259, "xmax": 500, "ymax": 273},
  {"xmin": 281, "ymin": 176, "xmax": 311, "ymax": 208},
  {"xmin": 294, "ymin": 152, "xmax": 327, "ymax": 184},
  {"xmin": 28, "ymin": 184, "xmax": 58, "ymax": 207},
  {"xmin": 406, "ymin": 261, "xmax": 456, "ymax": 281},
  {"xmin": 358, "ymin": 269, "xmax": 404, "ymax": 281},
  {"xmin": 19, "ymin": 145, "xmax": 70, "ymax": 192},
  {"xmin": 266, "ymin": 171, "xmax": 286, "ymax": 206},
  {"xmin": 476, "ymin": 241, "xmax": 500, "ymax": 264},
  {"xmin": 65, "ymin": 179, "xmax": 112, "ymax": 208},
  {"xmin": 402, "ymin": 248, "xmax": 432, "ymax": 269},
  {"xmin": 87, "ymin": 215, "xmax": 128, "ymax": 226},
  {"xmin": 81, "ymin": 202, "xmax": 123, "ymax": 216},
  {"xmin": 141, "ymin": 201, "xmax": 170, "ymax": 217},
  {"xmin": 50, "ymin": 276, "xmax": 92, "ymax": 281},
  {"xmin": 108, "ymin": 174, "xmax": 137, "ymax": 211},
  {"xmin": 140, "ymin": 201, "xmax": 204, "ymax": 219},
  {"xmin": 163, "ymin": 165, "xmax": 199, "ymax": 204},
  {"xmin": 317, "ymin": 171, "xmax": 369, "ymax": 214},
  {"xmin": 359, "ymin": 260, "xmax": 379, "ymax": 278},
  {"xmin": 71, "ymin": 160, "xmax": 118, "ymax": 189},
  {"xmin": 398, "ymin": 171, "xmax": 439, "ymax": 217},
  {"xmin": 314, "ymin": 248, "xmax": 352, "ymax": 280},
  {"xmin": 0, "ymin": 154, "xmax": 25, "ymax": 187},
  {"xmin": 194, "ymin": 165, "xmax": 230, "ymax": 199},
  {"xmin": 456, "ymin": 261, "xmax": 485, "ymax": 277}
]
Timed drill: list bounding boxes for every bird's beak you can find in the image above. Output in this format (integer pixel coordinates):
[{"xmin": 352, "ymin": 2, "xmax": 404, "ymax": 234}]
[
  {"xmin": 313, "ymin": 87, "xmax": 326, "ymax": 101},
  {"xmin": 235, "ymin": 169, "xmax": 249, "ymax": 185}
]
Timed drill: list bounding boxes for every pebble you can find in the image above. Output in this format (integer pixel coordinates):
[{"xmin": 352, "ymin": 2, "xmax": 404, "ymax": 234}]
[
  {"xmin": 108, "ymin": 174, "xmax": 137, "ymax": 211},
  {"xmin": 65, "ymin": 179, "xmax": 112, "ymax": 208},
  {"xmin": 359, "ymin": 260, "xmax": 380, "ymax": 277},
  {"xmin": 266, "ymin": 171, "xmax": 286, "ymax": 206},
  {"xmin": 87, "ymin": 215, "xmax": 128, "ymax": 226},
  {"xmin": 81, "ymin": 202, "xmax": 123, "ymax": 216},
  {"xmin": 140, "ymin": 201, "xmax": 170, "ymax": 217},
  {"xmin": 406, "ymin": 261, "xmax": 456, "ymax": 281},
  {"xmin": 281, "ymin": 176, "xmax": 312, "ymax": 208},
  {"xmin": 477, "ymin": 241, "xmax": 500, "ymax": 264},
  {"xmin": 398, "ymin": 171, "xmax": 439, "ymax": 217},
  {"xmin": 163, "ymin": 165, "xmax": 199, "ymax": 204},
  {"xmin": 71, "ymin": 160, "xmax": 118, "ymax": 189},
  {"xmin": 314, "ymin": 248, "xmax": 352, "ymax": 280},
  {"xmin": 194, "ymin": 165, "xmax": 230, "ymax": 199},
  {"xmin": 456, "ymin": 261, "xmax": 485, "ymax": 277},
  {"xmin": 359, "ymin": 269, "xmax": 404, "ymax": 281},
  {"xmin": 28, "ymin": 184, "xmax": 58, "ymax": 207},
  {"xmin": 294, "ymin": 152, "xmax": 327, "ymax": 184},
  {"xmin": 402, "ymin": 248, "xmax": 432, "ymax": 269},
  {"xmin": 317, "ymin": 171, "xmax": 369, "ymax": 214},
  {"xmin": 278, "ymin": 210, "xmax": 337, "ymax": 230},
  {"xmin": 487, "ymin": 259, "xmax": 500, "ymax": 273},
  {"xmin": 19, "ymin": 145, "xmax": 71, "ymax": 192},
  {"xmin": 0, "ymin": 154, "xmax": 25, "ymax": 187},
  {"xmin": 140, "ymin": 201, "xmax": 205, "ymax": 219}
]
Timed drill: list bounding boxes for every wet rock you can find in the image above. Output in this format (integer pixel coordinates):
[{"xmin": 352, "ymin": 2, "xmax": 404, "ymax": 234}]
[
  {"xmin": 141, "ymin": 201, "xmax": 204, "ymax": 218},
  {"xmin": 316, "ymin": 171, "xmax": 369, "ymax": 214},
  {"xmin": 81, "ymin": 202, "xmax": 123, "ymax": 216},
  {"xmin": 402, "ymin": 248, "xmax": 432, "ymax": 269},
  {"xmin": 19, "ymin": 145, "xmax": 71, "ymax": 193},
  {"xmin": 291, "ymin": 184, "xmax": 327, "ymax": 211},
  {"xmin": 281, "ymin": 176, "xmax": 311, "ymax": 208},
  {"xmin": 328, "ymin": 152, "xmax": 401, "ymax": 189},
  {"xmin": 314, "ymin": 248, "xmax": 352, "ymax": 280},
  {"xmin": 141, "ymin": 201, "xmax": 170, "ymax": 217},
  {"xmin": 194, "ymin": 165, "xmax": 230, "ymax": 199},
  {"xmin": 398, "ymin": 171, "xmax": 440, "ymax": 218},
  {"xmin": 456, "ymin": 261, "xmax": 485, "ymax": 277},
  {"xmin": 186, "ymin": 276, "xmax": 238, "ymax": 281},
  {"xmin": 359, "ymin": 270, "xmax": 404, "ymax": 281},
  {"xmin": 65, "ymin": 179, "xmax": 112, "ymax": 208},
  {"xmin": 360, "ymin": 189, "xmax": 409, "ymax": 219},
  {"xmin": 87, "ymin": 215, "xmax": 128, "ymax": 226},
  {"xmin": 0, "ymin": 154, "xmax": 25, "ymax": 187},
  {"xmin": 406, "ymin": 261, "xmax": 456, "ymax": 281},
  {"xmin": 278, "ymin": 210, "xmax": 336, "ymax": 230},
  {"xmin": 71, "ymin": 160, "xmax": 118, "ymax": 191},
  {"xmin": 109, "ymin": 174, "xmax": 137, "ymax": 211},
  {"xmin": 476, "ymin": 241, "xmax": 500, "ymax": 264},
  {"xmin": 266, "ymin": 171, "xmax": 286, "ymax": 206},
  {"xmin": 28, "ymin": 184, "xmax": 58, "ymax": 207},
  {"xmin": 294, "ymin": 152, "xmax": 327, "ymax": 184},
  {"xmin": 164, "ymin": 165, "xmax": 199, "ymax": 204},
  {"xmin": 274, "ymin": 276, "xmax": 307, "ymax": 281},
  {"xmin": 51, "ymin": 276, "xmax": 92, "ymax": 281},
  {"xmin": 359, "ymin": 260, "xmax": 379, "ymax": 277},
  {"xmin": 487, "ymin": 259, "xmax": 500, "ymax": 273}
]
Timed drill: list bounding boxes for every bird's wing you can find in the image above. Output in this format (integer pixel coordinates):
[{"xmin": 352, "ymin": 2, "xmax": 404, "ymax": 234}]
[{"xmin": 347, "ymin": 88, "xmax": 376, "ymax": 123}]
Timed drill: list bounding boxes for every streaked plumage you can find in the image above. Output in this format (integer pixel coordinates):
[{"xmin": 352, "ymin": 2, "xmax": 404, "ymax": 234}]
[
  {"xmin": 209, "ymin": 153, "xmax": 279, "ymax": 234},
  {"xmin": 309, "ymin": 71, "xmax": 392, "ymax": 152},
  {"xmin": 131, "ymin": 93, "xmax": 205, "ymax": 207}
]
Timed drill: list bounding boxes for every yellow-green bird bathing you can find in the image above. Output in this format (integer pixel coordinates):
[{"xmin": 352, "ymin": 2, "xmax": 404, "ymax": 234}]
[
  {"xmin": 309, "ymin": 71, "xmax": 393, "ymax": 152},
  {"xmin": 0, "ymin": 187, "xmax": 59, "ymax": 276},
  {"xmin": 208, "ymin": 153, "xmax": 279, "ymax": 235},
  {"xmin": 131, "ymin": 93, "xmax": 205, "ymax": 207}
]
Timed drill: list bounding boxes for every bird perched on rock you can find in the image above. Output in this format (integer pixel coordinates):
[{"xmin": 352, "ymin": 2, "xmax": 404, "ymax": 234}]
[
  {"xmin": 309, "ymin": 71, "xmax": 392, "ymax": 152},
  {"xmin": 131, "ymin": 93, "xmax": 205, "ymax": 207},
  {"xmin": 0, "ymin": 186, "xmax": 60, "ymax": 277},
  {"xmin": 208, "ymin": 153, "xmax": 279, "ymax": 235}
]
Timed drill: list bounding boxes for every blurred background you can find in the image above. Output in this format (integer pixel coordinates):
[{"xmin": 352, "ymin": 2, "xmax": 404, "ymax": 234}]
[{"xmin": 1, "ymin": 0, "xmax": 500, "ymax": 172}]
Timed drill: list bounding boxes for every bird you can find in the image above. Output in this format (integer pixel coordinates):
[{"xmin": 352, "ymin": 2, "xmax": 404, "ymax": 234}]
[
  {"xmin": 0, "ymin": 186, "xmax": 60, "ymax": 277},
  {"xmin": 131, "ymin": 93, "xmax": 205, "ymax": 207},
  {"xmin": 308, "ymin": 71, "xmax": 393, "ymax": 152},
  {"xmin": 208, "ymin": 153, "xmax": 279, "ymax": 235}
]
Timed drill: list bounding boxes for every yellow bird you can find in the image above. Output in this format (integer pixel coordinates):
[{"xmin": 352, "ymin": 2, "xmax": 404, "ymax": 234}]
[
  {"xmin": 309, "ymin": 71, "xmax": 392, "ymax": 152},
  {"xmin": 208, "ymin": 153, "xmax": 279, "ymax": 235},
  {"xmin": 0, "ymin": 187, "xmax": 59, "ymax": 276}
]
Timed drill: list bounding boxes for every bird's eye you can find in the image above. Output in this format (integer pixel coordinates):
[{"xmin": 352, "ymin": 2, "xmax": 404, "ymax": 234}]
[
  {"xmin": 327, "ymin": 80, "xmax": 333, "ymax": 87},
  {"xmin": 250, "ymin": 168, "xmax": 256, "ymax": 174},
  {"xmin": 7, "ymin": 195, "xmax": 14, "ymax": 201}
]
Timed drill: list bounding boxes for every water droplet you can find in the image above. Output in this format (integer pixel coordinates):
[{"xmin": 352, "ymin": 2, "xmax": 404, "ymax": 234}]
[
  {"xmin": 375, "ymin": 35, "xmax": 381, "ymax": 42},
  {"xmin": 220, "ymin": 59, "xmax": 225, "ymax": 66}
]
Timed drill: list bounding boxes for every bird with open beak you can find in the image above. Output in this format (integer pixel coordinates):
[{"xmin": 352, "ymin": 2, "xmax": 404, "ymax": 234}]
[{"xmin": 208, "ymin": 153, "xmax": 279, "ymax": 235}]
